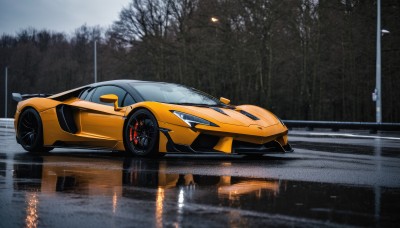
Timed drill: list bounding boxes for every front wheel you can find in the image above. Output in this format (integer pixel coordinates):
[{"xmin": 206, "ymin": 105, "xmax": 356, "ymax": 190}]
[
  {"xmin": 124, "ymin": 109, "xmax": 162, "ymax": 157},
  {"xmin": 17, "ymin": 108, "xmax": 53, "ymax": 153}
]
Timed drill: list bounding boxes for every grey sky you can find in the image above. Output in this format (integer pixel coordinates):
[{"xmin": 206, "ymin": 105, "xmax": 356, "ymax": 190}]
[{"xmin": 0, "ymin": 0, "xmax": 131, "ymax": 35}]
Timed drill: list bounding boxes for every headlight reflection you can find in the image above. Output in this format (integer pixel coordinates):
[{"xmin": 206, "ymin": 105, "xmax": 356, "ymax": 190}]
[{"xmin": 25, "ymin": 192, "xmax": 39, "ymax": 228}]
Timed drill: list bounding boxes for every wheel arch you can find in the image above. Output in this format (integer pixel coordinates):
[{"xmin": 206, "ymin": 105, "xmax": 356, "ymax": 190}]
[
  {"xmin": 16, "ymin": 106, "xmax": 40, "ymax": 133},
  {"xmin": 123, "ymin": 106, "xmax": 156, "ymax": 131},
  {"xmin": 124, "ymin": 103, "xmax": 169, "ymax": 129},
  {"xmin": 122, "ymin": 106, "xmax": 162, "ymax": 156},
  {"xmin": 122, "ymin": 106, "xmax": 159, "ymax": 151},
  {"xmin": 16, "ymin": 106, "xmax": 52, "ymax": 152}
]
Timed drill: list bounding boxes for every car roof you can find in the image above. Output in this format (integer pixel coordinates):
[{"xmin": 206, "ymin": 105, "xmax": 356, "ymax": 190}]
[
  {"xmin": 90, "ymin": 79, "xmax": 175, "ymax": 87},
  {"xmin": 49, "ymin": 79, "xmax": 182, "ymax": 102}
]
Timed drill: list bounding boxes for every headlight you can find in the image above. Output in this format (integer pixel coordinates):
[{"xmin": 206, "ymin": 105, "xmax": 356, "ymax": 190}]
[{"xmin": 172, "ymin": 111, "xmax": 218, "ymax": 127}]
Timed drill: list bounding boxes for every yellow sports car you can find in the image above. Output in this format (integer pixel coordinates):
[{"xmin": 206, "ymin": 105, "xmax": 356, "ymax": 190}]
[{"xmin": 13, "ymin": 80, "xmax": 292, "ymax": 157}]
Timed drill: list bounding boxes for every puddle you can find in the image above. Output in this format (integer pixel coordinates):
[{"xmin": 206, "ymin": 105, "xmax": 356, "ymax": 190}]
[{"xmin": 5, "ymin": 154, "xmax": 399, "ymax": 227}]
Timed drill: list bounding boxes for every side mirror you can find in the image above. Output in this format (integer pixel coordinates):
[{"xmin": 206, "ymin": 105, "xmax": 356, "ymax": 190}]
[
  {"xmin": 219, "ymin": 97, "xmax": 231, "ymax": 105},
  {"xmin": 100, "ymin": 94, "xmax": 122, "ymax": 111}
]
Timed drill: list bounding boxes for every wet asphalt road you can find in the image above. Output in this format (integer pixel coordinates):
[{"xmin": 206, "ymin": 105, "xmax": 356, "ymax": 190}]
[{"xmin": 1, "ymin": 119, "xmax": 400, "ymax": 227}]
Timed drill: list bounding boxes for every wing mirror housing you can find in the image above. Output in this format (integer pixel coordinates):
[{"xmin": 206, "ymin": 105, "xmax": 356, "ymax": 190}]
[
  {"xmin": 219, "ymin": 97, "xmax": 231, "ymax": 105},
  {"xmin": 100, "ymin": 94, "xmax": 122, "ymax": 111}
]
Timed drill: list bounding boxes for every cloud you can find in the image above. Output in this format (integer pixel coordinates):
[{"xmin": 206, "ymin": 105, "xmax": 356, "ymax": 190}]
[{"xmin": 0, "ymin": 0, "xmax": 130, "ymax": 35}]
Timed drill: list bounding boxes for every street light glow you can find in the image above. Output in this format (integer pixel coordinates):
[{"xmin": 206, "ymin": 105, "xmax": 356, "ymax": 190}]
[{"xmin": 211, "ymin": 17, "xmax": 219, "ymax": 23}]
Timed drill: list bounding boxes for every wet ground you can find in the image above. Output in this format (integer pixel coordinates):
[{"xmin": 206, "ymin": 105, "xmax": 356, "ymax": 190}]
[{"xmin": 1, "ymin": 119, "xmax": 400, "ymax": 227}]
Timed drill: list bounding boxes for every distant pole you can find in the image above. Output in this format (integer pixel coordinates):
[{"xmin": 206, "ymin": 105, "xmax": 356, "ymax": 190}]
[
  {"xmin": 375, "ymin": 0, "xmax": 382, "ymax": 123},
  {"xmin": 94, "ymin": 40, "xmax": 97, "ymax": 83},
  {"xmin": 4, "ymin": 67, "xmax": 7, "ymax": 118}
]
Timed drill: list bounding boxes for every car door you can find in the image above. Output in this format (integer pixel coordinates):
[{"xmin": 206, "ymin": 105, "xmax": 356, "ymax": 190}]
[{"xmin": 69, "ymin": 85, "xmax": 135, "ymax": 147}]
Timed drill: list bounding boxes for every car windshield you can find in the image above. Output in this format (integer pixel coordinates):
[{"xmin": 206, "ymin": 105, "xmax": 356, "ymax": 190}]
[{"xmin": 130, "ymin": 82, "xmax": 221, "ymax": 106}]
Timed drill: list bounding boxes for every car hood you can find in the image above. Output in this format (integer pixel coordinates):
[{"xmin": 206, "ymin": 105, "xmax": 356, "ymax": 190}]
[{"xmin": 170, "ymin": 104, "xmax": 280, "ymax": 128}]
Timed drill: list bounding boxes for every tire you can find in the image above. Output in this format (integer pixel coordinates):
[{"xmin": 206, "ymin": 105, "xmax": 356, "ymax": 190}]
[
  {"xmin": 17, "ymin": 108, "xmax": 53, "ymax": 153},
  {"xmin": 124, "ymin": 109, "xmax": 162, "ymax": 157}
]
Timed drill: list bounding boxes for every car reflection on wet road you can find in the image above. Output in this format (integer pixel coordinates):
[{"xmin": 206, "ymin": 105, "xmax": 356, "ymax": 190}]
[{"xmin": 1, "ymin": 119, "xmax": 400, "ymax": 227}]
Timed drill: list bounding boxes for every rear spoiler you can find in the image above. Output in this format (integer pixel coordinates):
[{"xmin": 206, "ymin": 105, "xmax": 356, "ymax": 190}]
[{"xmin": 12, "ymin": 93, "xmax": 53, "ymax": 102}]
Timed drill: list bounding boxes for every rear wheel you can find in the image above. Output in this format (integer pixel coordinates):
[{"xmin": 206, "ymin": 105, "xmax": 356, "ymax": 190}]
[
  {"xmin": 124, "ymin": 109, "xmax": 163, "ymax": 157},
  {"xmin": 18, "ymin": 108, "xmax": 53, "ymax": 153}
]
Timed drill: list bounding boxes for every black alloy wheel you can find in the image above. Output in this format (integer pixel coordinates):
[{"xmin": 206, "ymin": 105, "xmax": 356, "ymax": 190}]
[
  {"xmin": 124, "ymin": 109, "xmax": 163, "ymax": 157},
  {"xmin": 18, "ymin": 108, "xmax": 52, "ymax": 153}
]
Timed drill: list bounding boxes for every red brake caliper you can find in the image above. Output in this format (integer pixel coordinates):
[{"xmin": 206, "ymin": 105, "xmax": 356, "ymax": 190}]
[{"xmin": 130, "ymin": 122, "xmax": 139, "ymax": 145}]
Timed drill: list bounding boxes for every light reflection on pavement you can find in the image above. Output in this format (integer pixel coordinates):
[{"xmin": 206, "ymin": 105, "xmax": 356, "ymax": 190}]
[{"xmin": 0, "ymin": 119, "xmax": 400, "ymax": 227}]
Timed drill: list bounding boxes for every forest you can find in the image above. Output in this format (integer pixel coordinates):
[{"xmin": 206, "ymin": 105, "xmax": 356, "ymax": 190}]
[{"xmin": 0, "ymin": 0, "xmax": 399, "ymax": 122}]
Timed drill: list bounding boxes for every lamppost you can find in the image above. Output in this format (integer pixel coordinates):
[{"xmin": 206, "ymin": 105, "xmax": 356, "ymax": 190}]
[
  {"xmin": 210, "ymin": 17, "xmax": 219, "ymax": 90},
  {"xmin": 374, "ymin": 0, "xmax": 382, "ymax": 123},
  {"xmin": 381, "ymin": 29, "xmax": 390, "ymax": 35},
  {"xmin": 94, "ymin": 40, "xmax": 97, "ymax": 83},
  {"xmin": 4, "ymin": 67, "xmax": 7, "ymax": 118},
  {"xmin": 211, "ymin": 16, "xmax": 219, "ymax": 37},
  {"xmin": 372, "ymin": 0, "xmax": 390, "ymax": 123}
]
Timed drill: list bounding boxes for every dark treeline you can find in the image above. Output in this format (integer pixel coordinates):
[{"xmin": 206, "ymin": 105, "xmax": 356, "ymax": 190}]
[{"xmin": 1, "ymin": 0, "xmax": 399, "ymax": 122}]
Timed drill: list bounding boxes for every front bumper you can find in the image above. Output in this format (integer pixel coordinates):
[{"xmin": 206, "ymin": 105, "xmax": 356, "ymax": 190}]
[{"xmin": 159, "ymin": 126, "xmax": 293, "ymax": 154}]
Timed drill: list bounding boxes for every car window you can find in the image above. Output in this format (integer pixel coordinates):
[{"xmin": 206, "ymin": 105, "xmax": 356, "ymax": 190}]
[
  {"xmin": 84, "ymin": 88, "xmax": 96, "ymax": 101},
  {"xmin": 91, "ymin": 86, "xmax": 127, "ymax": 107},
  {"xmin": 122, "ymin": 94, "xmax": 135, "ymax": 106},
  {"xmin": 130, "ymin": 82, "xmax": 220, "ymax": 106},
  {"xmin": 79, "ymin": 89, "xmax": 90, "ymax": 100}
]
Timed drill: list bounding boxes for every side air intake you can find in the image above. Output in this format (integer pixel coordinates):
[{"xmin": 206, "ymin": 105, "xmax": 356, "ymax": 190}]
[{"xmin": 56, "ymin": 105, "xmax": 78, "ymax": 134}]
